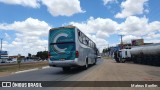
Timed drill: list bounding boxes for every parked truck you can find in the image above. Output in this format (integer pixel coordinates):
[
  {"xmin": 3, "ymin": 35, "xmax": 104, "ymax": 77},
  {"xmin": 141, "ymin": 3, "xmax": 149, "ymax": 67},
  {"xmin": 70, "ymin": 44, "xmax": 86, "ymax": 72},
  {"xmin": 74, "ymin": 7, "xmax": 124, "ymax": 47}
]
[
  {"xmin": 114, "ymin": 43, "xmax": 160, "ymax": 66},
  {"xmin": 114, "ymin": 49, "xmax": 131, "ymax": 63}
]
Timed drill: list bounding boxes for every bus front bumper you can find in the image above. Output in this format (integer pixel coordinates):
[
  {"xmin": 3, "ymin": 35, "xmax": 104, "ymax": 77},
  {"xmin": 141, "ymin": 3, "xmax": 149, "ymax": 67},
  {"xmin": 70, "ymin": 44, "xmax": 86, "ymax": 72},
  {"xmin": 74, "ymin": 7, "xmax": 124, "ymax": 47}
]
[{"xmin": 49, "ymin": 59, "xmax": 80, "ymax": 67}]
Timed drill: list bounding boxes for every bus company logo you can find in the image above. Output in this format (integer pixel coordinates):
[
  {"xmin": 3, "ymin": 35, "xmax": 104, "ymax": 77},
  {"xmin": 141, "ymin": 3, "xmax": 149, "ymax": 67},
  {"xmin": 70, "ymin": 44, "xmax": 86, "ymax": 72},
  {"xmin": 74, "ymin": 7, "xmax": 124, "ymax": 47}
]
[
  {"xmin": 53, "ymin": 33, "xmax": 68, "ymax": 53},
  {"xmin": 2, "ymin": 82, "xmax": 11, "ymax": 87}
]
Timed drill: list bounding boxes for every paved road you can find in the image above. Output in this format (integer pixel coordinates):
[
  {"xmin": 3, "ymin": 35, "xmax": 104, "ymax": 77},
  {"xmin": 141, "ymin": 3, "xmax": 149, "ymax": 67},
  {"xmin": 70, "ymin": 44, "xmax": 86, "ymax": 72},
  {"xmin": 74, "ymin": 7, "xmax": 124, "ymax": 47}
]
[{"xmin": 0, "ymin": 58, "xmax": 160, "ymax": 90}]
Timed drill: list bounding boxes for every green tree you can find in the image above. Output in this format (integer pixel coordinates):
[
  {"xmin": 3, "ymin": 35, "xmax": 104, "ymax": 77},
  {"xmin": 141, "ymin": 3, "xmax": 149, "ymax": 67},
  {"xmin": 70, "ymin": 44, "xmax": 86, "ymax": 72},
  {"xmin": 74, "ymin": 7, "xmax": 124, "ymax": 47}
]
[
  {"xmin": 36, "ymin": 51, "xmax": 48, "ymax": 60},
  {"xmin": 28, "ymin": 53, "xmax": 31, "ymax": 59},
  {"xmin": 102, "ymin": 48, "xmax": 111, "ymax": 53}
]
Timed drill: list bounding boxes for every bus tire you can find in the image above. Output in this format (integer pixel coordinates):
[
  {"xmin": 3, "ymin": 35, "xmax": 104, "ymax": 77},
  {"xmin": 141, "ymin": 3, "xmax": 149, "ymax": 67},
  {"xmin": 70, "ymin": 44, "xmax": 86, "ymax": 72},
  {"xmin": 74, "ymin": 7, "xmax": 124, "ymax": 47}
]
[
  {"xmin": 93, "ymin": 58, "xmax": 97, "ymax": 65},
  {"xmin": 83, "ymin": 58, "xmax": 88, "ymax": 70},
  {"xmin": 120, "ymin": 59, "xmax": 125, "ymax": 63},
  {"xmin": 115, "ymin": 58, "xmax": 120, "ymax": 63},
  {"xmin": 62, "ymin": 67, "xmax": 71, "ymax": 72}
]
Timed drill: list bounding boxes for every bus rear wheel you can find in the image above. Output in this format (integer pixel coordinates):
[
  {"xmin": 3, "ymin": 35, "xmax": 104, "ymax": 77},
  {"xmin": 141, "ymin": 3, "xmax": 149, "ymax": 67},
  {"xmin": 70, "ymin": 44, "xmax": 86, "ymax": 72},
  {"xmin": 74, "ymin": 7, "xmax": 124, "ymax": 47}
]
[
  {"xmin": 120, "ymin": 58, "xmax": 125, "ymax": 63},
  {"xmin": 62, "ymin": 67, "xmax": 71, "ymax": 72},
  {"xmin": 83, "ymin": 59, "xmax": 88, "ymax": 70},
  {"xmin": 93, "ymin": 58, "xmax": 97, "ymax": 65}
]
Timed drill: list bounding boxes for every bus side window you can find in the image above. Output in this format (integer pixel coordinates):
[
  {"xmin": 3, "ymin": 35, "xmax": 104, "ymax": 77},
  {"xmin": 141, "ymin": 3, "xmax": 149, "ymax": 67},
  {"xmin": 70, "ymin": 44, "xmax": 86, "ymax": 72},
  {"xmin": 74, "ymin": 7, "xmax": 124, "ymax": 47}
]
[
  {"xmin": 78, "ymin": 31, "xmax": 81, "ymax": 36},
  {"xmin": 86, "ymin": 37, "xmax": 89, "ymax": 45},
  {"xmin": 93, "ymin": 43, "xmax": 95, "ymax": 48},
  {"xmin": 91, "ymin": 42, "xmax": 93, "ymax": 48},
  {"xmin": 89, "ymin": 41, "xmax": 91, "ymax": 47},
  {"xmin": 82, "ymin": 34, "xmax": 86, "ymax": 44},
  {"xmin": 125, "ymin": 51, "xmax": 127, "ymax": 56},
  {"xmin": 78, "ymin": 31, "xmax": 82, "ymax": 42}
]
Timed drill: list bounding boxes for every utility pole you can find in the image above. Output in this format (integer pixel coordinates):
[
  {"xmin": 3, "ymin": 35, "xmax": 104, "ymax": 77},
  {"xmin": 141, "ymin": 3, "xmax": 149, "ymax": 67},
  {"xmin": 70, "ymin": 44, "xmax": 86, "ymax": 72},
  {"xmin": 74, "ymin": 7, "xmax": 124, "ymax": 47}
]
[
  {"xmin": 119, "ymin": 35, "xmax": 124, "ymax": 49},
  {"xmin": 0, "ymin": 38, "xmax": 3, "ymax": 59}
]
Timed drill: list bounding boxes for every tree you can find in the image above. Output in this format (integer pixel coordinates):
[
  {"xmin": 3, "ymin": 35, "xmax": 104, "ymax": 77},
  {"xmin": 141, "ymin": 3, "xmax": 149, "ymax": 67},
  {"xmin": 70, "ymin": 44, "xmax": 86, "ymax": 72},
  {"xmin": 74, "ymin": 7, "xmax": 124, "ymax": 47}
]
[
  {"xmin": 36, "ymin": 51, "xmax": 48, "ymax": 60},
  {"xmin": 102, "ymin": 48, "xmax": 111, "ymax": 53},
  {"xmin": 28, "ymin": 53, "xmax": 31, "ymax": 59}
]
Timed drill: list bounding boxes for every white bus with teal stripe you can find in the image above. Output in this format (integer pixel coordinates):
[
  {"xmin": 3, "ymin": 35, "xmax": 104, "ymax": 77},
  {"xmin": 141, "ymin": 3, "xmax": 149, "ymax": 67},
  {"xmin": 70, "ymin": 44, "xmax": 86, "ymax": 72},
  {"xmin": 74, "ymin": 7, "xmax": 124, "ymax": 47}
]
[{"xmin": 48, "ymin": 25, "xmax": 98, "ymax": 71}]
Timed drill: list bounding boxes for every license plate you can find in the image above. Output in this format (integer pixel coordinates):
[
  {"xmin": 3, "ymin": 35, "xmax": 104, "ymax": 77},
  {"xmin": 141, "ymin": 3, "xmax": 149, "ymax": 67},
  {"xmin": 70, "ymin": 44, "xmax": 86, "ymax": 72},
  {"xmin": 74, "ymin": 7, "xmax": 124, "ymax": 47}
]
[{"xmin": 60, "ymin": 59, "xmax": 65, "ymax": 60}]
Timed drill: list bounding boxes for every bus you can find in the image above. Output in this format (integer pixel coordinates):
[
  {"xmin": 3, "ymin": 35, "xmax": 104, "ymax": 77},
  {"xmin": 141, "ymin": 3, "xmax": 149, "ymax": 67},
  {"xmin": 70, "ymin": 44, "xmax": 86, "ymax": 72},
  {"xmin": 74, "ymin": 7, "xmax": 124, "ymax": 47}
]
[{"xmin": 48, "ymin": 25, "xmax": 98, "ymax": 71}]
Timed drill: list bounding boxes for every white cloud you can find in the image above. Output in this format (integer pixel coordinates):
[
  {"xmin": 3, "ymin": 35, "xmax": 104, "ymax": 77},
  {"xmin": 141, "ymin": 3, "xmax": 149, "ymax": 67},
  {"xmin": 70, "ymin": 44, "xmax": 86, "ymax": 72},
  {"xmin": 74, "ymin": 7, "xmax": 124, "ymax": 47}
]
[
  {"xmin": 70, "ymin": 17, "xmax": 119, "ymax": 52},
  {"xmin": 70, "ymin": 17, "xmax": 118, "ymax": 35},
  {"xmin": 118, "ymin": 16, "xmax": 160, "ymax": 44},
  {"xmin": 115, "ymin": 0, "xmax": 148, "ymax": 18},
  {"xmin": 0, "ymin": 0, "xmax": 85, "ymax": 16},
  {"xmin": 122, "ymin": 35, "xmax": 141, "ymax": 43},
  {"xmin": 96, "ymin": 38, "xmax": 109, "ymax": 52},
  {"xmin": 70, "ymin": 16, "xmax": 160, "ymax": 51},
  {"xmin": 0, "ymin": 0, "xmax": 40, "ymax": 8},
  {"xmin": 103, "ymin": 0, "xmax": 118, "ymax": 5},
  {"xmin": 41, "ymin": 0, "xmax": 85, "ymax": 16},
  {"xmin": 145, "ymin": 32, "xmax": 160, "ymax": 39},
  {"xmin": 96, "ymin": 30, "xmax": 109, "ymax": 39},
  {"xmin": 144, "ymin": 39, "xmax": 160, "ymax": 43},
  {"xmin": 118, "ymin": 16, "xmax": 160, "ymax": 37},
  {"xmin": 148, "ymin": 21, "xmax": 160, "ymax": 32},
  {"xmin": 0, "ymin": 18, "xmax": 51, "ymax": 56},
  {"xmin": 118, "ymin": 16, "xmax": 149, "ymax": 36},
  {"xmin": 4, "ymin": 33, "xmax": 11, "ymax": 40},
  {"xmin": 0, "ymin": 17, "xmax": 51, "ymax": 36}
]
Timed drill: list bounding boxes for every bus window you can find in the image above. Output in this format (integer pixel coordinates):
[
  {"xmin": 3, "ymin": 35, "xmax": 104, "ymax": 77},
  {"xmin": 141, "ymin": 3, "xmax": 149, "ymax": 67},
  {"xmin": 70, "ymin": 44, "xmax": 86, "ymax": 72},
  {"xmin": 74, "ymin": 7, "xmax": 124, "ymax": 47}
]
[
  {"xmin": 86, "ymin": 37, "xmax": 89, "ymax": 45},
  {"xmin": 78, "ymin": 31, "xmax": 83, "ymax": 42},
  {"xmin": 89, "ymin": 41, "xmax": 91, "ymax": 47},
  {"xmin": 78, "ymin": 31, "xmax": 81, "ymax": 36},
  {"xmin": 125, "ymin": 51, "xmax": 127, "ymax": 56},
  {"xmin": 82, "ymin": 35, "xmax": 86, "ymax": 45}
]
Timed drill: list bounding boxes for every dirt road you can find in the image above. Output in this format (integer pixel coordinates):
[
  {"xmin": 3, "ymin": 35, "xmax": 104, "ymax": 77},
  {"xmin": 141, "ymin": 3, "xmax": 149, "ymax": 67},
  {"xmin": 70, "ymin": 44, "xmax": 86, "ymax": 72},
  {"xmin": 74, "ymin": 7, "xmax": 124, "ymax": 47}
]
[{"xmin": 61, "ymin": 57, "xmax": 160, "ymax": 90}]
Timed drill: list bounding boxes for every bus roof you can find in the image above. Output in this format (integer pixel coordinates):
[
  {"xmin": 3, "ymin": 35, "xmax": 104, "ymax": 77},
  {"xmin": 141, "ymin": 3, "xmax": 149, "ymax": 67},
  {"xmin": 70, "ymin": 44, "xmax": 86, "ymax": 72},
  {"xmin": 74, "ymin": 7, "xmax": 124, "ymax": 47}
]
[{"xmin": 50, "ymin": 25, "xmax": 76, "ymax": 31}]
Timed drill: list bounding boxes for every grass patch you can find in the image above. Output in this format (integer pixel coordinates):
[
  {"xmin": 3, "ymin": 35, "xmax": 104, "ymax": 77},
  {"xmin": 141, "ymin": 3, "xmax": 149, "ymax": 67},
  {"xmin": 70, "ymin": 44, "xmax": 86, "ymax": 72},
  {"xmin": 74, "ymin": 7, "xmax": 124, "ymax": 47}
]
[{"xmin": 0, "ymin": 61, "xmax": 48, "ymax": 74}]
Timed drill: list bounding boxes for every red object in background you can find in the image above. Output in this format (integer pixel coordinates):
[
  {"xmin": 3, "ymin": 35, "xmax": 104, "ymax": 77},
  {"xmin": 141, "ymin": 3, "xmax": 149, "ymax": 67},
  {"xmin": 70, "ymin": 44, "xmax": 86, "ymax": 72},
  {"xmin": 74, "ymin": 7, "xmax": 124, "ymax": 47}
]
[
  {"xmin": 48, "ymin": 52, "xmax": 50, "ymax": 58},
  {"xmin": 76, "ymin": 51, "xmax": 79, "ymax": 58}
]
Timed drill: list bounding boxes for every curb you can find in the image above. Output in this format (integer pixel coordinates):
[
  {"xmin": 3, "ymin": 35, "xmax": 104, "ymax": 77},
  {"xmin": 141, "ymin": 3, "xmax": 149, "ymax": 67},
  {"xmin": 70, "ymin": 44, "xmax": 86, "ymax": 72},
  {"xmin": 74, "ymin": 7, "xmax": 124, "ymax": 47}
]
[
  {"xmin": 12, "ymin": 66, "xmax": 50, "ymax": 74},
  {"xmin": 42, "ymin": 66, "xmax": 50, "ymax": 69},
  {"xmin": 14, "ymin": 68, "xmax": 39, "ymax": 74}
]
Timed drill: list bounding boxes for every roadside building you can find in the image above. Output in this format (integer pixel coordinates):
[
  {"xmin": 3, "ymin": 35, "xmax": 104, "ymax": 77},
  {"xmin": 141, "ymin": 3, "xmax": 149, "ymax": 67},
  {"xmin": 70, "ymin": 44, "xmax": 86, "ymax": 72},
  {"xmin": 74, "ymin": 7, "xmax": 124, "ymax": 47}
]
[
  {"xmin": 9, "ymin": 55, "xmax": 25, "ymax": 59},
  {"xmin": 0, "ymin": 51, "xmax": 8, "ymax": 63}
]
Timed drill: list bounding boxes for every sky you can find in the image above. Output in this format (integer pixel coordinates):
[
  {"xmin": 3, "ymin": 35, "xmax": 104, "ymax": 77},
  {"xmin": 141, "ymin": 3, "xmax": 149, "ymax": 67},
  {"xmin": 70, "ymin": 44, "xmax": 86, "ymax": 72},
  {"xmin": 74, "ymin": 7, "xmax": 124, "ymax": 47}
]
[{"xmin": 0, "ymin": 0, "xmax": 160, "ymax": 56}]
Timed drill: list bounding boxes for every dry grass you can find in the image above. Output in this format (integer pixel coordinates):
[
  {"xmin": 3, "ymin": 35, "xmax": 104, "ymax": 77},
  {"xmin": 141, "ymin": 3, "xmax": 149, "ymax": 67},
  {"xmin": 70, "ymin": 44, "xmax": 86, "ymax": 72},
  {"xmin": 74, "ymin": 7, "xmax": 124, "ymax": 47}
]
[{"xmin": 0, "ymin": 61, "xmax": 48, "ymax": 76}]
